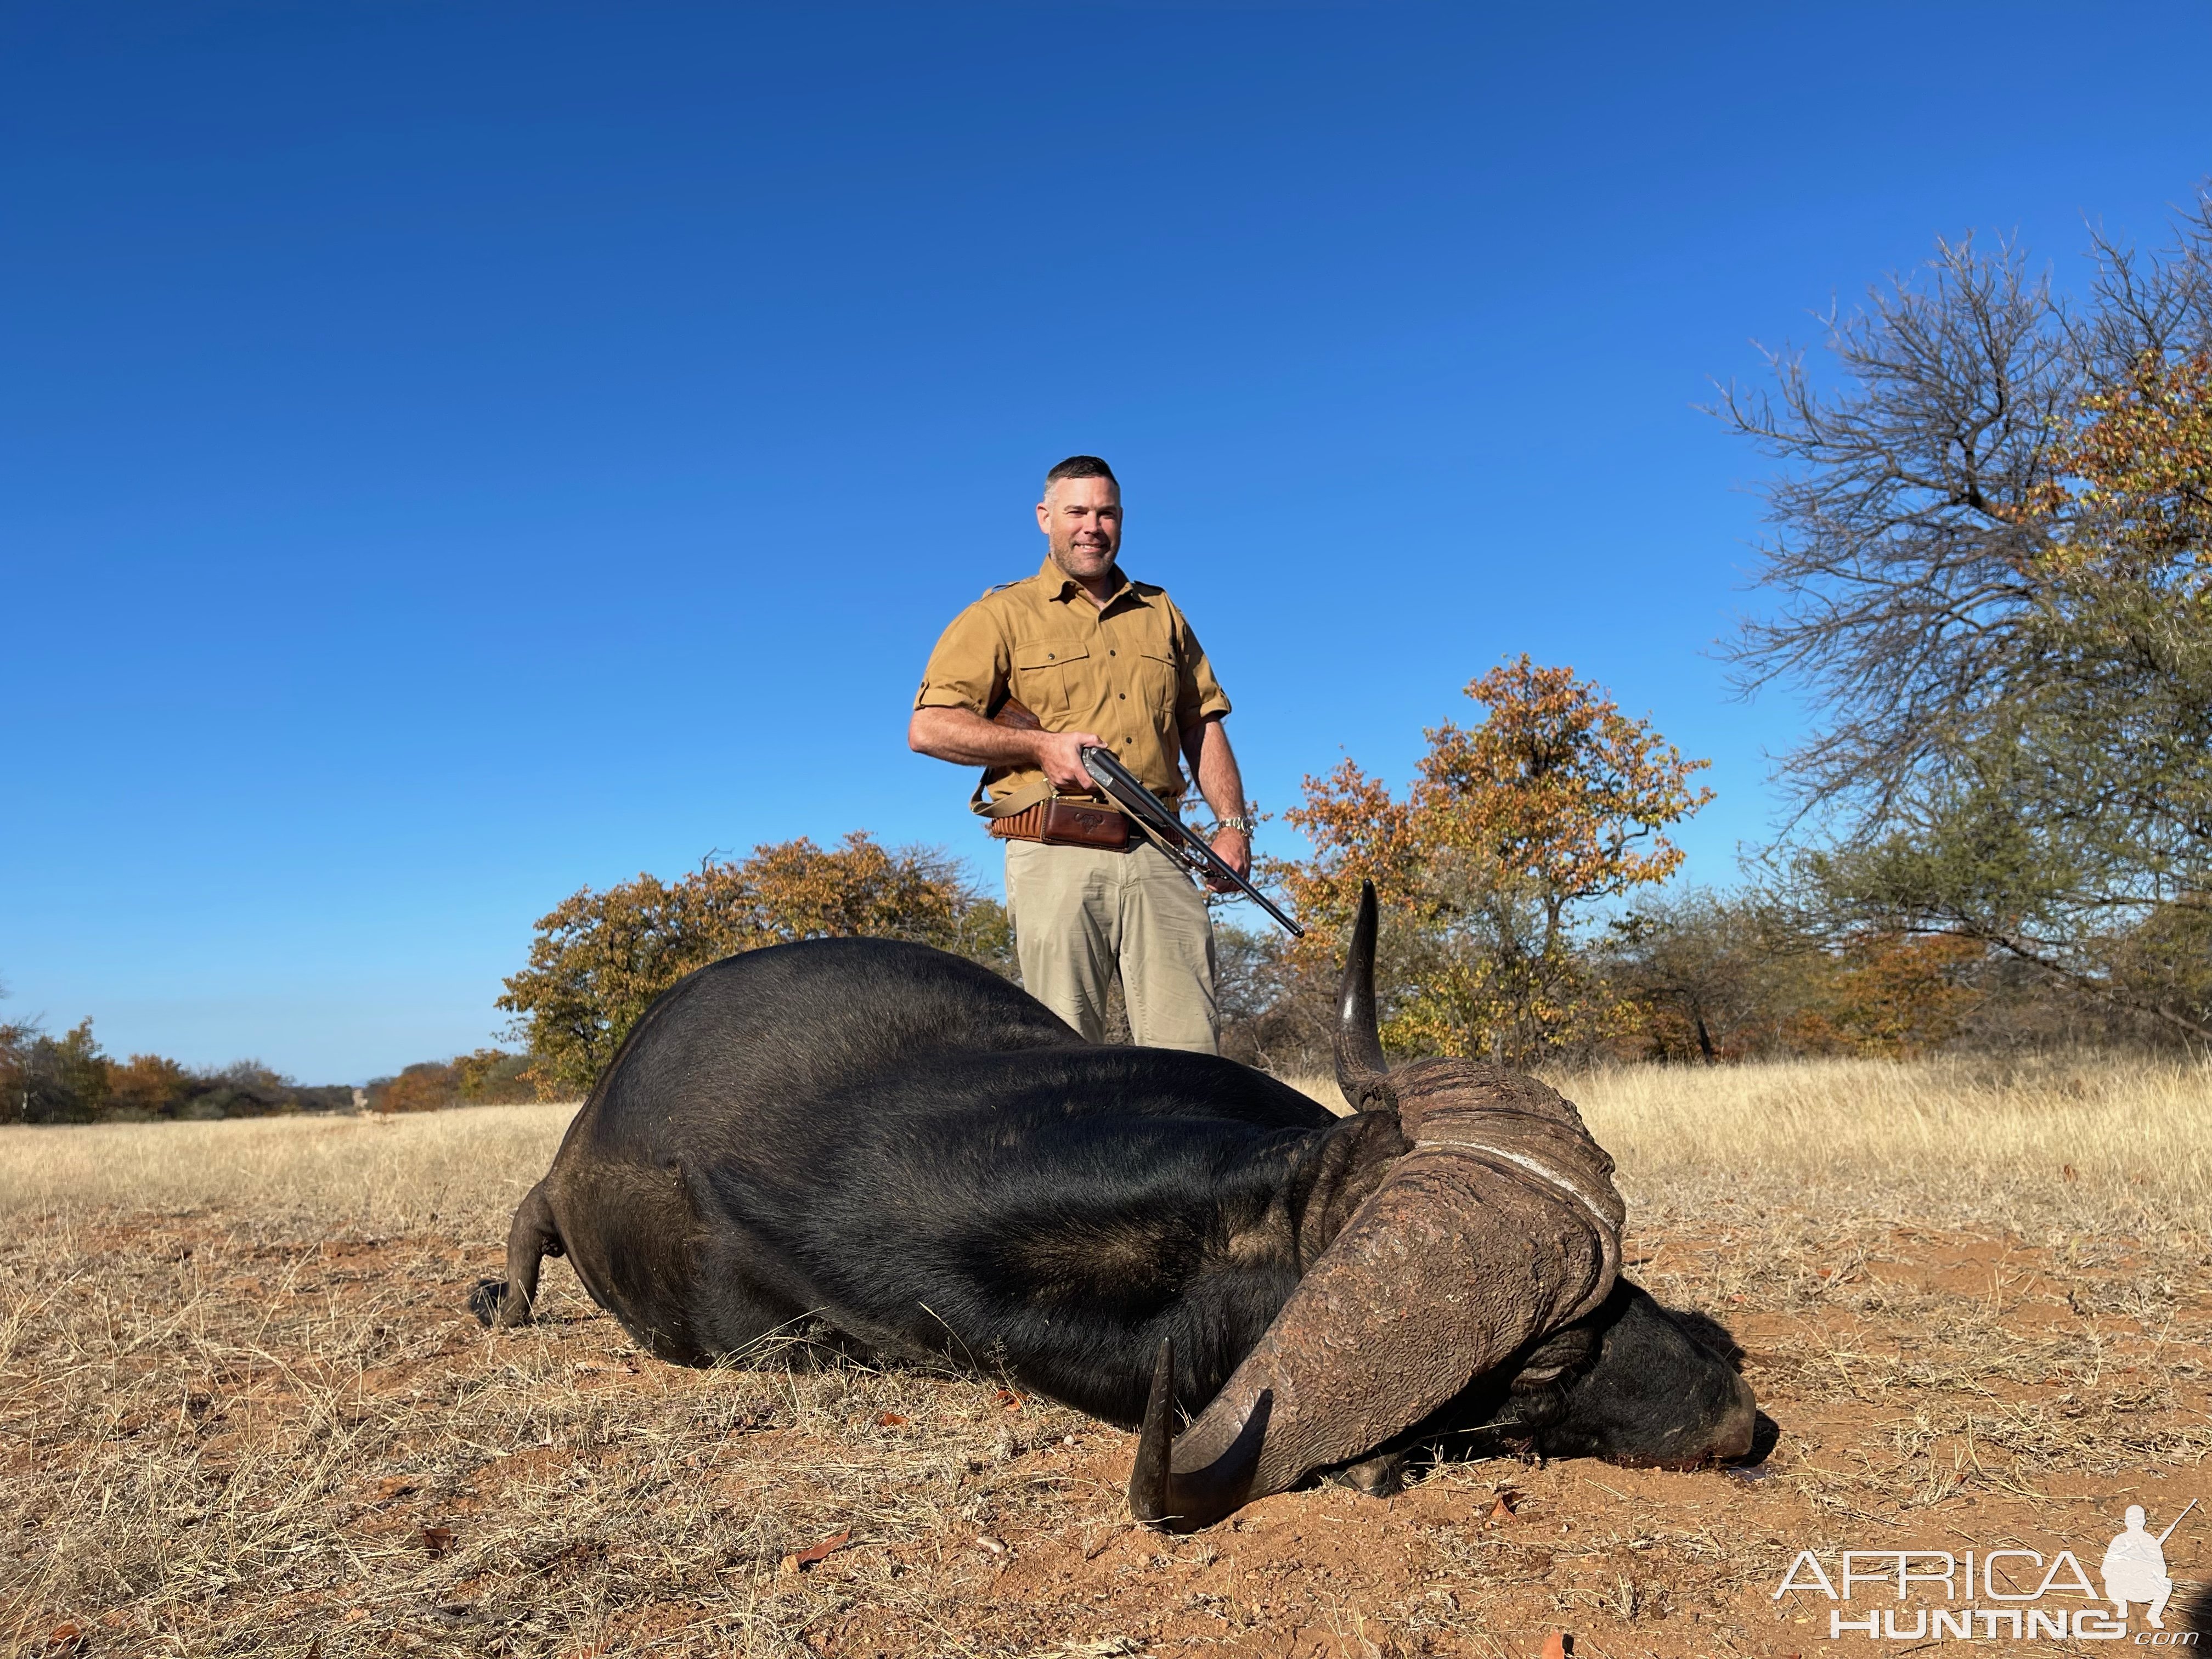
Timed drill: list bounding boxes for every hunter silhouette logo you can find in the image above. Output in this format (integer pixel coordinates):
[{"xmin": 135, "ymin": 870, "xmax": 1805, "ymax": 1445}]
[
  {"xmin": 1771, "ymin": 1499, "xmax": 2204, "ymax": 1643},
  {"xmin": 2104, "ymin": 1502, "xmax": 2195, "ymax": 1630}
]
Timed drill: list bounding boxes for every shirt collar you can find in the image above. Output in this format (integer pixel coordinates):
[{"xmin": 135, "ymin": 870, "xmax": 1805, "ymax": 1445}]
[{"xmin": 1037, "ymin": 555, "xmax": 1141, "ymax": 607}]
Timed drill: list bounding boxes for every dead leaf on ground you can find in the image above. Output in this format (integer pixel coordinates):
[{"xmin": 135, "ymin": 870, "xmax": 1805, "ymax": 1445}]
[
  {"xmin": 1541, "ymin": 1632, "xmax": 1572, "ymax": 1659},
  {"xmin": 420, "ymin": 1525, "xmax": 456, "ymax": 1558},
  {"xmin": 779, "ymin": 1529, "xmax": 854, "ymax": 1573},
  {"xmin": 41, "ymin": 1625, "xmax": 88, "ymax": 1657},
  {"xmin": 1488, "ymin": 1491, "xmax": 1520, "ymax": 1524},
  {"xmin": 874, "ymin": 1411, "xmax": 908, "ymax": 1426},
  {"xmin": 995, "ymin": 1388, "xmax": 1024, "ymax": 1411}
]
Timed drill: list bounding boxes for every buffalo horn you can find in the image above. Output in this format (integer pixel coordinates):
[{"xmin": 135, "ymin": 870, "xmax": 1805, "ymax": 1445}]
[
  {"xmin": 1333, "ymin": 880, "xmax": 1396, "ymax": 1114},
  {"xmin": 1125, "ymin": 890, "xmax": 1627, "ymax": 1533},
  {"xmin": 1128, "ymin": 1338, "xmax": 1272, "ymax": 1533}
]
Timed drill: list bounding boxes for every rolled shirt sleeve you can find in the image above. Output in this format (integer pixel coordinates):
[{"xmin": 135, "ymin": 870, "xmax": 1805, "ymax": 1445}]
[
  {"xmin": 1172, "ymin": 604, "xmax": 1233, "ymax": 730},
  {"xmin": 915, "ymin": 601, "xmax": 1008, "ymax": 715}
]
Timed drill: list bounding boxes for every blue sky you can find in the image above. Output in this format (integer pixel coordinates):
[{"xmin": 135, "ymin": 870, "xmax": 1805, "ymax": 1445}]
[{"xmin": 4, "ymin": 3, "xmax": 2208, "ymax": 1081}]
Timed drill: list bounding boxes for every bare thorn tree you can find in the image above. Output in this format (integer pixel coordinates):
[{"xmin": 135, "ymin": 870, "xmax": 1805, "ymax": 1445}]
[
  {"xmin": 1717, "ymin": 190, "xmax": 2212, "ymax": 1042},
  {"xmin": 1712, "ymin": 234, "xmax": 2077, "ymax": 832}
]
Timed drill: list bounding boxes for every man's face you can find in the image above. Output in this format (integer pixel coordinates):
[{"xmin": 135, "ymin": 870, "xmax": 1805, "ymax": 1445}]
[{"xmin": 1036, "ymin": 476, "xmax": 1122, "ymax": 584}]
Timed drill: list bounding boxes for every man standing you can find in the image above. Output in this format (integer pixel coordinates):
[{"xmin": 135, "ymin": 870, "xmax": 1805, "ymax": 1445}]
[{"xmin": 908, "ymin": 456, "xmax": 1251, "ymax": 1053}]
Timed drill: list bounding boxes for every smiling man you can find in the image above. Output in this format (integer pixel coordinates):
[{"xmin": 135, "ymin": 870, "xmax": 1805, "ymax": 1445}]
[{"xmin": 908, "ymin": 455, "xmax": 1251, "ymax": 1052}]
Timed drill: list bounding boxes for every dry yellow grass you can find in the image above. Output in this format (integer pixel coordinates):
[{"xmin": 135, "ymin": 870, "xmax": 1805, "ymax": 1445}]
[
  {"xmin": 1288, "ymin": 1051, "xmax": 2212, "ymax": 1238},
  {"xmin": 3, "ymin": 1056, "xmax": 2207, "ymax": 1658},
  {"xmin": 0, "ymin": 1104, "xmax": 569, "ymax": 1238}
]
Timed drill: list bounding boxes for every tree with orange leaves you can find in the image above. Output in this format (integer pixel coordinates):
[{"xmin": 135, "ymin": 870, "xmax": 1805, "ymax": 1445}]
[
  {"xmin": 2040, "ymin": 347, "xmax": 2212, "ymax": 582},
  {"xmin": 499, "ymin": 833, "xmax": 1012, "ymax": 1095},
  {"xmin": 1276, "ymin": 657, "xmax": 1712, "ymax": 1063},
  {"xmin": 1782, "ymin": 931, "xmax": 1984, "ymax": 1058}
]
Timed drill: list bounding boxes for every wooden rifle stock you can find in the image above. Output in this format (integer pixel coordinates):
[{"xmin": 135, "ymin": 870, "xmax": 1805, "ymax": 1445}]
[{"xmin": 991, "ymin": 697, "xmax": 1045, "ymax": 733}]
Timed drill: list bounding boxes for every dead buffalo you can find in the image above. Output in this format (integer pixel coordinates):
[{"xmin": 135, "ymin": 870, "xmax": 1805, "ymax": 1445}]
[{"xmin": 474, "ymin": 883, "xmax": 1758, "ymax": 1530}]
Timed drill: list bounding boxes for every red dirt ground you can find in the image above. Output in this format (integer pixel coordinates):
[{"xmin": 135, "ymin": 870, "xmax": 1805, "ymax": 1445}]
[{"xmin": 6, "ymin": 1214, "xmax": 2208, "ymax": 1658}]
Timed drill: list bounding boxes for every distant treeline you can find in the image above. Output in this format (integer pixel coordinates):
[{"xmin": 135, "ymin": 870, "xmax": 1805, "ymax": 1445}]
[
  {"xmin": 0, "ymin": 1017, "xmax": 540, "ymax": 1125},
  {"xmin": 370, "ymin": 1049, "xmax": 540, "ymax": 1113},
  {"xmin": 1210, "ymin": 889, "xmax": 2184, "ymax": 1078}
]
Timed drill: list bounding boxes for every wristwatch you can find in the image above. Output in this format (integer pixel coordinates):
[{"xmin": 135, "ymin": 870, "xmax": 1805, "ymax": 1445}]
[{"xmin": 1216, "ymin": 816, "xmax": 1254, "ymax": 835}]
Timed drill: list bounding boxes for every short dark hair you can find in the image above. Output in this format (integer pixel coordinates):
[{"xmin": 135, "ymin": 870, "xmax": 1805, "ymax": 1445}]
[{"xmin": 1043, "ymin": 455, "xmax": 1118, "ymax": 494}]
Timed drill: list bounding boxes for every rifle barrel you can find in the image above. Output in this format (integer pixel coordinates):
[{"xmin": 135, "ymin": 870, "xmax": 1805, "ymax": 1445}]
[{"xmin": 1079, "ymin": 746, "xmax": 1302, "ymax": 936}]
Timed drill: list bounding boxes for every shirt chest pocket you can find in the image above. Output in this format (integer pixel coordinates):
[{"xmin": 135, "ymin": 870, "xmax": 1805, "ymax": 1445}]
[
  {"xmin": 1130, "ymin": 644, "xmax": 1179, "ymax": 718},
  {"xmin": 1009, "ymin": 641, "xmax": 1093, "ymax": 722}
]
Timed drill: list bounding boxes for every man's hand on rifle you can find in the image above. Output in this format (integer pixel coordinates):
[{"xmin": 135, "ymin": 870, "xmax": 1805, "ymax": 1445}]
[
  {"xmin": 1034, "ymin": 729, "xmax": 1104, "ymax": 794},
  {"xmin": 1205, "ymin": 826, "xmax": 1251, "ymax": 888}
]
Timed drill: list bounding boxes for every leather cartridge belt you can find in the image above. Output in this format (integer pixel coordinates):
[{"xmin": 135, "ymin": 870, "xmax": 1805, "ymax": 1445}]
[{"xmin": 986, "ymin": 795, "xmax": 1135, "ymax": 850}]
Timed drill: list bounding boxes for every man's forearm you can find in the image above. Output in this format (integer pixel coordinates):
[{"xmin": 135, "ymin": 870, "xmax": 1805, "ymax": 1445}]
[
  {"xmin": 909, "ymin": 704, "xmax": 1102, "ymax": 794},
  {"xmin": 1180, "ymin": 715, "xmax": 1251, "ymax": 883},
  {"xmin": 909, "ymin": 705, "xmax": 1041, "ymax": 768},
  {"xmin": 1184, "ymin": 716, "xmax": 1247, "ymax": 823}
]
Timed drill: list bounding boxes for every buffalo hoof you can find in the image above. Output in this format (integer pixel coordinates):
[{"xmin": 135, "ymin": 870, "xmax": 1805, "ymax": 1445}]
[
  {"xmin": 469, "ymin": 1278, "xmax": 529, "ymax": 1328},
  {"xmin": 1322, "ymin": 1449, "xmax": 1407, "ymax": 1498}
]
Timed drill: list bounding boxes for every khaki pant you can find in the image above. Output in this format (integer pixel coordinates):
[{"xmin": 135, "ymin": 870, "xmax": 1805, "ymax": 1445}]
[{"xmin": 1003, "ymin": 838, "xmax": 1217, "ymax": 1053}]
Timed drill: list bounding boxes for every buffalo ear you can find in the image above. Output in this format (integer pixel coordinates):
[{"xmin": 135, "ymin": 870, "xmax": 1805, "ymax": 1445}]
[
  {"xmin": 1332, "ymin": 881, "xmax": 1397, "ymax": 1117},
  {"xmin": 1504, "ymin": 1322, "xmax": 1598, "ymax": 1391},
  {"xmin": 1288, "ymin": 1107, "xmax": 1411, "ymax": 1270}
]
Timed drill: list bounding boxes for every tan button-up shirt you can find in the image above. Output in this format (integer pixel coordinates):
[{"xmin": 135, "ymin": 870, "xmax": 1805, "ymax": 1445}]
[{"xmin": 915, "ymin": 556, "xmax": 1233, "ymax": 810}]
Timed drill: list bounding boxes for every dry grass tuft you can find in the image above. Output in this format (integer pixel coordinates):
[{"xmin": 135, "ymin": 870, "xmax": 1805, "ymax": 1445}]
[{"xmin": 3, "ymin": 1056, "xmax": 2208, "ymax": 1657}]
